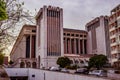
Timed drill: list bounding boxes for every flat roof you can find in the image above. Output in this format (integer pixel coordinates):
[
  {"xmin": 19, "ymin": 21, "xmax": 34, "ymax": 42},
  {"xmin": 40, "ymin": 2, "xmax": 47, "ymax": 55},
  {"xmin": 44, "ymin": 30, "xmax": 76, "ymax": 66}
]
[{"xmin": 63, "ymin": 28, "xmax": 87, "ymax": 33}]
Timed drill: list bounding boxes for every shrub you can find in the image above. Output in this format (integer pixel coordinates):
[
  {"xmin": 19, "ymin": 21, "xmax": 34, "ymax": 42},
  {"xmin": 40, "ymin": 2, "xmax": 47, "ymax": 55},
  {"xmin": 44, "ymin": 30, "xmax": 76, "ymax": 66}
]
[
  {"xmin": 57, "ymin": 57, "xmax": 71, "ymax": 68},
  {"xmin": 66, "ymin": 65, "xmax": 79, "ymax": 70}
]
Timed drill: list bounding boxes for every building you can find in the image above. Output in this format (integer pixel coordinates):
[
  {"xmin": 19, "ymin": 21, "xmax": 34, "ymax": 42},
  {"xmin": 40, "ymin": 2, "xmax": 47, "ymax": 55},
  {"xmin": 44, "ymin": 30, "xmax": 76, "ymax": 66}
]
[
  {"xmin": 63, "ymin": 28, "xmax": 87, "ymax": 55},
  {"xmin": 10, "ymin": 6, "xmax": 90, "ymax": 68},
  {"xmin": 35, "ymin": 6, "xmax": 64, "ymax": 68},
  {"xmin": 10, "ymin": 25, "xmax": 37, "ymax": 68},
  {"xmin": 86, "ymin": 16, "xmax": 110, "ymax": 60},
  {"xmin": 10, "ymin": 5, "xmax": 113, "ymax": 68},
  {"xmin": 109, "ymin": 4, "xmax": 120, "ymax": 64},
  {"xmin": 63, "ymin": 28, "xmax": 90, "ymax": 67}
]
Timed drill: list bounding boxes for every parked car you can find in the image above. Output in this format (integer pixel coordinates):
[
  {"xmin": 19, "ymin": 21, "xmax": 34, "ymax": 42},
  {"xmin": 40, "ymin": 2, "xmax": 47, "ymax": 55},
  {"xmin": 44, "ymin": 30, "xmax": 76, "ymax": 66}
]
[
  {"xmin": 49, "ymin": 67, "xmax": 60, "ymax": 71},
  {"xmin": 75, "ymin": 68, "xmax": 88, "ymax": 74},
  {"xmin": 89, "ymin": 70, "xmax": 107, "ymax": 77},
  {"xmin": 61, "ymin": 68, "xmax": 69, "ymax": 73}
]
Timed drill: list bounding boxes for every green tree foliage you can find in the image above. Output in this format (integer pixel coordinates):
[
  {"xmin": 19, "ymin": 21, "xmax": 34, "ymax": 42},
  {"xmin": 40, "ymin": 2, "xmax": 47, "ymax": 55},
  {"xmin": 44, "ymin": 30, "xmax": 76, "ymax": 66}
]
[
  {"xmin": 57, "ymin": 57, "xmax": 71, "ymax": 68},
  {"xmin": 0, "ymin": 53, "xmax": 4, "ymax": 65},
  {"xmin": 0, "ymin": 48, "xmax": 4, "ymax": 65},
  {"xmin": 88, "ymin": 54, "xmax": 108, "ymax": 70},
  {"xmin": 0, "ymin": 0, "xmax": 8, "ymax": 21}
]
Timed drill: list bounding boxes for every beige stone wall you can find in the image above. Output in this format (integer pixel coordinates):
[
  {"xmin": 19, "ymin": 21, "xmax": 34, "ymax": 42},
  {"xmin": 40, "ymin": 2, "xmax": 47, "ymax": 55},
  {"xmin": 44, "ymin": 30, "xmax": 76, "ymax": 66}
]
[
  {"xmin": 6, "ymin": 68, "xmax": 110, "ymax": 80},
  {"xmin": 10, "ymin": 36, "xmax": 26, "ymax": 62}
]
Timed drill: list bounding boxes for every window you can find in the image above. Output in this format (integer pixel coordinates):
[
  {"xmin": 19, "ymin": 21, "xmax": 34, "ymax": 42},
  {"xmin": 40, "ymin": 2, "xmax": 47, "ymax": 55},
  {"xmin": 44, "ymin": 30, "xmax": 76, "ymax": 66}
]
[
  {"xmin": 67, "ymin": 33, "xmax": 70, "ymax": 36},
  {"xmin": 71, "ymin": 34, "xmax": 74, "ymax": 36},
  {"xmin": 80, "ymin": 35, "xmax": 83, "ymax": 37},
  {"xmin": 32, "ymin": 30, "xmax": 36, "ymax": 32},
  {"xmin": 64, "ymin": 33, "xmax": 66, "ymax": 35},
  {"xmin": 76, "ymin": 34, "xmax": 79, "ymax": 37},
  {"xmin": 32, "ymin": 75, "xmax": 35, "ymax": 77}
]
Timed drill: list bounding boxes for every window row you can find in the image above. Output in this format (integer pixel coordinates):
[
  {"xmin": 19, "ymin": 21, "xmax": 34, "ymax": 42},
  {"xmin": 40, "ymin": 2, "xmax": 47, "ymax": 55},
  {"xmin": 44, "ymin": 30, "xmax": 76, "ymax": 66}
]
[
  {"xmin": 109, "ymin": 10, "xmax": 120, "ymax": 22},
  {"xmin": 111, "ymin": 45, "xmax": 120, "ymax": 51},
  {"xmin": 64, "ymin": 33, "xmax": 87, "ymax": 37}
]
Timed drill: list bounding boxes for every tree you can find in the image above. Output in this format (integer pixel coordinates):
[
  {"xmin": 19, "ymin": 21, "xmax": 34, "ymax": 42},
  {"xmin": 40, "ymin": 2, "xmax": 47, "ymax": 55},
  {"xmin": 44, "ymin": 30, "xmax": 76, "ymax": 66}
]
[
  {"xmin": 0, "ymin": 0, "xmax": 35, "ymax": 52},
  {"xmin": 0, "ymin": 49, "xmax": 4, "ymax": 65},
  {"xmin": 0, "ymin": 53, "xmax": 4, "ymax": 65},
  {"xmin": 57, "ymin": 57, "xmax": 71, "ymax": 68},
  {"xmin": 0, "ymin": 54, "xmax": 4, "ymax": 65},
  {"xmin": 88, "ymin": 54, "xmax": 108, "ymax": 70},
  {"xmin": 0, "ymin": 0, "xmax": 8, "ymax": 21}
]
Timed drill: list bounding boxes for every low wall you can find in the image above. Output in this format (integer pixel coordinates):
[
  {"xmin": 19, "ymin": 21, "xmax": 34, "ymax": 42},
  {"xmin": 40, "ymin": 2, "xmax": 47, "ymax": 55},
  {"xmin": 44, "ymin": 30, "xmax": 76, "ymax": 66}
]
[
  {"xmin": 5, "ymin": 68, "xmax": 110, "ymax": 80},
  {"xmin": 108, "ymin": 73, "xmax": 120, "ymax": 80}
]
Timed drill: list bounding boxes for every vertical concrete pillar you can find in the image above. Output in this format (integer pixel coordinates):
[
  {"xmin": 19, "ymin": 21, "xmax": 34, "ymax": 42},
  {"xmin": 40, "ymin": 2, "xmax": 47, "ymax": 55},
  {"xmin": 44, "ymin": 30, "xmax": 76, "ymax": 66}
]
[
  {"xmin": 66, "ymin": 38, "xmax": 70, "ymax": 54},
  {"xmin": 56, "ymin": 10, "xmax": 58, "ymax": 55},
  {"xmin": 69, "ymin": 38, "xmax": 72, "ymax": 54},
  {"xmin": 60, "ymin": 8, "xmax": 64, "ymax": 56},
  {"xmin": 49, "ymin": 10, "xmax": 51, "ymax": 56},
  {"xmin": 47, "ymin": 10, "xmax": 49, "ymax": 56},
  {"xmin": 82, "ymin": 39, "xmax": 85, "ymax": 54},
  {"xmin": 64, "ymin": 38, "xmax": 67, "ymax": 54},
  {"xmin": 74, "ymin": 38, "xmax": 76, "ymax": 54},
  {"xmin": 78, "ymin": 39, "xmax": 81, "ymax": 54},
  {"xmin": 30, "ymin": 35, "xmax": 32, "ymax": 58},
  {"xmin": 66, "ymin": 38, "xmax": 67, "ymax": 54}
]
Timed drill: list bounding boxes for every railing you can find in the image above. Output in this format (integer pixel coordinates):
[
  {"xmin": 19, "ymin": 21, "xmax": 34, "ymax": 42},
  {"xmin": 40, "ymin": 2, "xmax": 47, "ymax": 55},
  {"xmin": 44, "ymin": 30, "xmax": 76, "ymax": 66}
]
[{"xmin": 10, "ymin": 58, "xmax": 37, "ymax": 68}]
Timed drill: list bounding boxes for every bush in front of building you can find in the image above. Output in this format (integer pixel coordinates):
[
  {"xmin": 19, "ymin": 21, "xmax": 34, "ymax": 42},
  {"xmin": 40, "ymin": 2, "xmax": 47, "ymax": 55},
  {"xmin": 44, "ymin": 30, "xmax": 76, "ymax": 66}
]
[
  {"xmin": 65, "ymin": 65, "xmax": 79, "ymax": 70},
  {"xmin": 57, "ymin": 57, "xmax": 71, "ymax": 68},
  {"xmin": 88, "ymin": 54, "xmax": 108, "ymax": 70}
]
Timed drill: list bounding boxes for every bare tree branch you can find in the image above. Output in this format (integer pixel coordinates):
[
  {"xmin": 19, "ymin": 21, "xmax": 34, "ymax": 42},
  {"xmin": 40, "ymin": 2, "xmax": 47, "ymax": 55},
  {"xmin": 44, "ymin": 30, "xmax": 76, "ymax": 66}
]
[{"xmin": 0, "ymin": 0, "xmax": 35, "ymax": 52}]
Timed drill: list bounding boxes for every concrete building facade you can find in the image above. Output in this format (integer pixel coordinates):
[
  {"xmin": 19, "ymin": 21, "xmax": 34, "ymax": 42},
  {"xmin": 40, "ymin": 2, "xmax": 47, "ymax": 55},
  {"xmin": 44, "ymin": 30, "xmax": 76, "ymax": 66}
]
[
  {"xmin": 86, "ymin": 16, "xmax": 110, "ymax": 60},
  {"xmin": 36, "ymin": 6, "xmax": 64, "ymax": 68},
  {"xmin": 63, "ymin": 28, "xmax": 87, "ymax": 55},
  {"xmin": 10, "ymin": 6, "xmax": 89, "ymax": 68},
  {"xmin": 10, "ymin": 5, "xmax": 115, "ymax": 68},
  {"xmin": 63, "ymin": 28, "xmax": 90, "ymax": 67},
  {"xmin": 10, "ymin": 25, "xmax": 37, "ymax": 68},
  {"xmin": 109, "ymin": 4, "xmax": 120, "ymax": 63}
]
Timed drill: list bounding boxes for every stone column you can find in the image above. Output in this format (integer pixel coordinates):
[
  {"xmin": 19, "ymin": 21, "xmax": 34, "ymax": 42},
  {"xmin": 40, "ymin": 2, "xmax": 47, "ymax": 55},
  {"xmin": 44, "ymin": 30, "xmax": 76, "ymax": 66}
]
[
  {"xmin": 78, "ymin": 39, "xmax": 81, "ymax": 54},
  {"xmin": 69, "ymin": 38, "xmax": 72, "ymax": 54},
  {"xmin": 30, "ymin": 35, "xmax": 32, "ymax": 58},
  {"xmin": 64, "ymin": 38, "xmax": 67, "ymax": 54},
  {"xmin": 82, "ymin": 39, "xmax": 85, "ymax": 54},
  {"xmin": 66, "ymin": 38, "xmax": 68, "ymax": 53},
  {"xmin": 74, "ymin": 38, "xmax": 76, "ymax": 54}
]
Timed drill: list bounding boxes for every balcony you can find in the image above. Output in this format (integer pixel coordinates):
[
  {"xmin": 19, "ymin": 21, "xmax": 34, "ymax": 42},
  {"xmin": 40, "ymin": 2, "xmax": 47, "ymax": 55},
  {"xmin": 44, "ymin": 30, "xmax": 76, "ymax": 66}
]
[
  {"xmin": 109, "ymin": 27, "xmax": 116, "ymax": 32},
  {"xmin": 110, "ymin": 42, "xmax": 118, "ymax": 47},
  {"xmin": 111, "ymin": 58, "xmax": 118, "ymax": 63},
  {"xmin": 111, "ymin": 50, "xmax": 120, "ymax": 54},
  {"xmin": 110, "ymin": 34, "xmax": 116, "ymax": 39},
  {"xmin": 118, "ymin": 25, "xmax": 120, "ymax": 28}
]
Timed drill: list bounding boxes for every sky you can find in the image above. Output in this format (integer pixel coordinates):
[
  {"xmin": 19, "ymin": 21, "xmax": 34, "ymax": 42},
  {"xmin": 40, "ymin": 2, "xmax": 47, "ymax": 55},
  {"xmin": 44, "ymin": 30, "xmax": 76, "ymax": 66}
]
[{"xmin": 20, "ymin": 0, "xmax": 120, "ymax": 30}]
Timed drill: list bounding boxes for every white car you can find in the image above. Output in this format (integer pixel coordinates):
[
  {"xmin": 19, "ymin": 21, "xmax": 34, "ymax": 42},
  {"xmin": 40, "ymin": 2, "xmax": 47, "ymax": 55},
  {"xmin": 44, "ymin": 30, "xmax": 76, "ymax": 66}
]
[
  {"xmin": 61, "ymin": 68, "xmax": 69, "ymax": 73},
  {"xmin": 89, "ymin": 70, "xmax": 107, "ymax": 77},
  {"xmin": 49, "ymin": 67, "xmax": 59, "ymax": 71},
  {"xmin": 75, "ymin": 68, "xmax": 88, "ymax": 74}
]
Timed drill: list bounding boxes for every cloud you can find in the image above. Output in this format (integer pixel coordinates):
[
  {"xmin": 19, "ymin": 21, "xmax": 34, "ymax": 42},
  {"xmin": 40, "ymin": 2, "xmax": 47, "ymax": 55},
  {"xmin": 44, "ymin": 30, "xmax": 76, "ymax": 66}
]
[{"xmin": 20, "ymin": 0, "xmax": 120, "ymax": 30}]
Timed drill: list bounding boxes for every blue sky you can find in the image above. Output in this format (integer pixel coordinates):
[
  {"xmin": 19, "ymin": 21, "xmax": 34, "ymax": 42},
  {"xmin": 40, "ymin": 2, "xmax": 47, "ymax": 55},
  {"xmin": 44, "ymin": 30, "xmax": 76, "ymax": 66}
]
[{"xmin": 20, "ymin": 0, "xmax": 120, "ymax": 30}]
